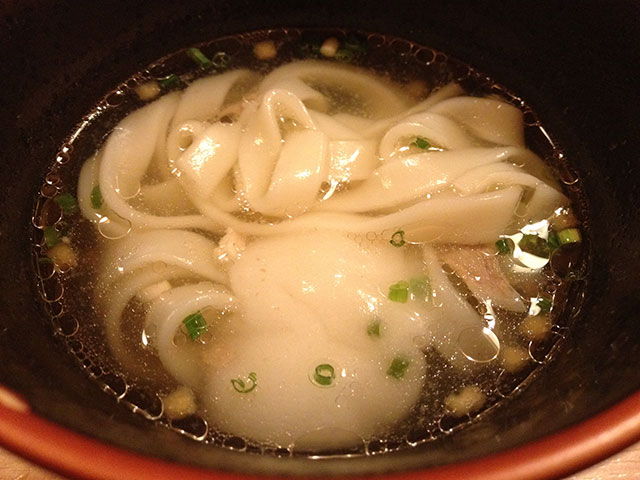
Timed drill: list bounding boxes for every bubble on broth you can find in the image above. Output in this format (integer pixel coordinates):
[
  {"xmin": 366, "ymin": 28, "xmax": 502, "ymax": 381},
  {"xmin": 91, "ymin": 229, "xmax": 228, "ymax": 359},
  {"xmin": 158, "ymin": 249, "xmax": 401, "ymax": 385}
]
[
  {"xmin": 457, "ymin": 326, "xmax": 501, "ymax": 363},
  {"xmin": 30, "ymin": 28, "xmax": 588, "ymax": 457}
]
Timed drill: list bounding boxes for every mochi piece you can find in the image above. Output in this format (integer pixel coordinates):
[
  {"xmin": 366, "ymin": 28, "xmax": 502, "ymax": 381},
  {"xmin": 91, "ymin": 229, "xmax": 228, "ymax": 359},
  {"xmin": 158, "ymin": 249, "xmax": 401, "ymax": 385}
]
[
  {"xmin": 203, "ymin": 327, "xmax": 426, "ymax": 449},
  {"xmin": 228, "ymin": 230, "xmax": 425, "ymax": 345},
  {"xmin": 210, "ymin": 231, "xmax": 428, "ymax": 447}
]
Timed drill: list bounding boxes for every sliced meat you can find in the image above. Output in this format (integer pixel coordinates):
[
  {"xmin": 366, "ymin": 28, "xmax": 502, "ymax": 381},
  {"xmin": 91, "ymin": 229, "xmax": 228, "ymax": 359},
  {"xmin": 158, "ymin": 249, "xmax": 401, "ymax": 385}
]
[{"xmin": 438, "ymin": 246, "xmax": 527, "ymax": 313}]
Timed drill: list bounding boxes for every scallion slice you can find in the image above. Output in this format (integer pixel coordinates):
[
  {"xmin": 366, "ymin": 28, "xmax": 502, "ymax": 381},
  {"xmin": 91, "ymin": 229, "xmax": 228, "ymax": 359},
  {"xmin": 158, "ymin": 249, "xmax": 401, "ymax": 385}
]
[
  {"xmin": 388, "ymin": 281, "xmax": 409, "ymax": 303},
  {"xmin": 519, "ymin": 234, "xmax": 550, "ymax": 258},
  {"xmin": 211, "ymin": 51, "xmax": 231, "ymax": 69},
  {"xmin": 536, "ymin": 297, "xmax": 552, "ymax": 315},
  {"xmin": 334, "ymin": 36, "xmax": 367, "ymax": 62},
  {"xmin": 411, "ymin": 137, "xmax": 431, "ymax": 149},
  {"xmin": 547, "ymin": 232, "xmax": 560, "ymax": 252},
  {"xmin": 231, "ymin": 372, "xmax": 257, "ymax": 393},
  {"xmin": 409, "ymin": 275, "xmax": 430, "ymax": 300},
  {"xmin": 367, "ymin": 318, "xmax": 381, "ymax": 338},
  {"xmin": 313, "ymin": 364, "xmax": 336, "ymax": 386},
  {"xmin": 335, "ymin": 48, "xmax": 355, "ymax": 62},
  {"xmin": 187, "ymin": 47, "xmax": 213, "ymax": 70},
  {"xmin": 55, "ymin": 193, "xmax": 77, "ymax": 214},
  {"xmin": 157, "ymin": 74, "xmax": 180, "ymax": 89},
  {"xmin": 343, "ymin": 35, "xmax": 367, "ymax": 54},
  {"xmin": 182, "ymin": 311, "xmax": 207, "ymax": 340},
  {"xmin": 90, "ymin": 185, "xmax": 103, "ymax": 209},
  {"xmin": 495, "ymin": 238, "xmax": 511, "ymax": 254},
  {"xmin": 297, "ymin": 42, "xmax": 322, "ymax": 58},
  {"xmin": 387, "ymin": 357, "xmax": 410, "ymax": 379},
  {"xmin": 390, "ymin": 229, "xmax": 406, "ymax": 247},
  {"xmin": 43, "ymin": 226, "xmax": 60, "ymax": 247},
  {"xmin": 557, "ymin": 228, "xmax": 582, "ymax": 245}
]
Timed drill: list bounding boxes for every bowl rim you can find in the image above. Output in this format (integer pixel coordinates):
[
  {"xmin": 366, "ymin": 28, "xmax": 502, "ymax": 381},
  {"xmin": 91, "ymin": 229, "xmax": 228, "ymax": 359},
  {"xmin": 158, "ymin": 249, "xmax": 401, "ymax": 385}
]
[{"xmin": 0, "ymin": 384, "xmax": 639, "ymax": 480}]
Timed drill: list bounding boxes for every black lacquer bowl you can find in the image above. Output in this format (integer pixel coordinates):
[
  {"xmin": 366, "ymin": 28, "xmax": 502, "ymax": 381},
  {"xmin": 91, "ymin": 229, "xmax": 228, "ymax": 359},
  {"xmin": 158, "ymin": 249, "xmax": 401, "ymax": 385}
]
[{"xmin": 1, "ymin": 1, "xmax": 639, "ymax": 479}]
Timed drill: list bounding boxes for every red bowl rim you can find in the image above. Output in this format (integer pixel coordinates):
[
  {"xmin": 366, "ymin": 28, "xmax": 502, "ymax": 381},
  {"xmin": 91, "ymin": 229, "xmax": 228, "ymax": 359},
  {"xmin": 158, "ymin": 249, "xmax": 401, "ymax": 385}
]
[{"xmin": 1, "ymin": 385, "xmax": 639, "ymax": 480}]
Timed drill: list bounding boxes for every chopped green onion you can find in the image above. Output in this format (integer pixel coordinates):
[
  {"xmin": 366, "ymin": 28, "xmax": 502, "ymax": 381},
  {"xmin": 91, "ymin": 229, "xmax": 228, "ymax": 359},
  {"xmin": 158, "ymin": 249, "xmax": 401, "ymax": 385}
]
[
  {"xmin": 343, "ymin": 35, "xmax": 367, "ymax": 54},
  {"xmin": 390, "ymin": 229, "xmax": 406, "ymax": 247},
  {"xmin": 367, "ymin": 318, "xmax": 381, "ymax": 337},
  {"xmin": 313, "ymin": 364, "xmax": 336, "ymax": 386},
  {"xmin": 411, "ymin": 137, "xmax": 431, "ymax": 149},
  {"xmin": 157, "ymin": 74, "xmax": 180, "ymax": 89},
  {"xmin": 211, "ymin": 51, "xmax": 231, "ymax": 69},
  {"xmin": 557, "ymin": 228, "xmax": 582, "ymax": 245},
  {"xmin": 43, "ymin": 226, "xmax": 60, "ymax": 247},
  {"xmin": 388, "ymin": 281, "xmax": 409, "ymax": 303},
  {"xmin": 55, "ymin": 193, "xmax": 77, "ymax": 214},
  {"xmin": 187, "ymin": 47, "xmax": 213, "ymax": 70},
  {"xmin": 409, "ymin": 275, "xmax": 430, "ymax": 300},
  {"xmin": 535, "ymin": 297, "xmax": 552, "ymax": 315},
  {"xmin": 387, "ymin": 357, "xmax": 410, "ymax": 379},
  {"xmin": 231, "ymin": 372, "xmax": 257, "ymax": 393},
  {"xmin": 547, "ymin": 232, "xmax": 560, "ymax": 252},
  {"xmin": 495, "ymin": 238, "xmax": 511, "ymax": 254},
  {"xmin": 334, "ymin": 36, "xmax": 367, "ymax": 62},
  {"xmin": 90, "ymin": 185, "xmax": 103, "ymax": 209},
  {"xmin": 182, "ymin": 311, "xmax": 207, "ymax": 340},
  {"xmin": 519, "ymin": 234, "xmax": 550, "ymax": 258},
  {"xmin": 335, "ymin": 48, "xmax": 355, "ymax": 62},
  {"xmin": 297, "ymin": 42, "xmax": 321, "ymax": 58}
]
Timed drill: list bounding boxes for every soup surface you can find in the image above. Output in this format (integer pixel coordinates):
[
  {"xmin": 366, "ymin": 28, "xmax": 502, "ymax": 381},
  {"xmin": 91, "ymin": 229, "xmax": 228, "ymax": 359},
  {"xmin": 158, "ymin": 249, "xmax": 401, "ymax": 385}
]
[{"xmin": 32, "ymin": 29, "xmax": 586, "ymax": 456}]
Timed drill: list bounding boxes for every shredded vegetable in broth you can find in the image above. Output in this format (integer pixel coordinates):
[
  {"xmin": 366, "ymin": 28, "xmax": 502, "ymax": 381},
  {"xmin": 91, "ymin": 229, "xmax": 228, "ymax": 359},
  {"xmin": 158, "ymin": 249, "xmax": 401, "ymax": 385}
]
[{"xmin": 32, "ymin": 29, "xmax": 587, "ymax": 455}]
